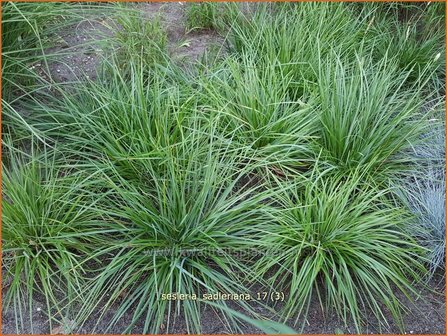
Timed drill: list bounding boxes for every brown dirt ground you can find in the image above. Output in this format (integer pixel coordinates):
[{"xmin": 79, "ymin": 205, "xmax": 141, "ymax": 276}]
[{"xmin": 34, "ymin": 2, "xmax": 224, "ymax": 84}]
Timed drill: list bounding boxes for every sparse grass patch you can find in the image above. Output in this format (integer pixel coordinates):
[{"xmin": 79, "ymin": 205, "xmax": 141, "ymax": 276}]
[
  {"xmin": 1, "ymin": 2, "xmax": 108, "ymax": 102},
  {"xmin": 186, "ymin": 2, "xmax": 217, "ymax": 31},
  {"xmin": 1, "ymin": 1, "xmax": 70, "ymax": 100},
  {"xmin": 112, "ymin": 9, "xmax": 168, "ymax": 70}
]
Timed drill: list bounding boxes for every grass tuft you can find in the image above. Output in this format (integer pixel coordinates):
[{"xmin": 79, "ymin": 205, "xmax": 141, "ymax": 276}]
[
  {"xmin": 400, "ymin": 172, "xmax": 445, "ymax": 275},
  {"xmin": 112, "ymin": 9, "xmax": 168, "ymax": 70},
  {"xmin": 255, "ymin": 171, "xmax": 426, "ymax": 332},
  {"xmin": 2, "ymin": 143, "xmax": 109, "ymax": 333},
  {"xmin": 186, "ymin": 2, "xmax": 218, "ymax": 31},
  {"xmin": 314, "ymin": 53, "xmax": 431, "ymax": 182},
  {"xmin": 75, "ymin": 131, "xmax": 270, "ymax": 334}
]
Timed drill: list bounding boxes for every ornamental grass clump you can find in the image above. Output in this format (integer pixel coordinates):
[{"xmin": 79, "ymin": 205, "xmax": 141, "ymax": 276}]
[
  {"xmin": 186, "ymin": 2, "xmax": 218, "ymax": 31},
  {"xmin": 199, "ymin": 54, "xmax": 316, "ymax": 176},
  {"xmin": 255, "ymin": 171, "xmax": 426, "ymax": 332},
  {"xmin": 314, "ymin": 54, "xmax": 430, "ymax": 182},
  {"xmin": 75, "ymin": 131, "xmax": 271, "ymax": 334},
  {"xmin": 2, "ymin": 144, "xmax": 109, "ymax": 333},
  {"xmin": 399, "ymin": 170, "xmax": 445, "ymax": 275},
  {"xmin": 12, "ymin": 61, "xmax": 193, "ymax": 184},
  {"xmin": 225, "ymin": 2, "xmax": 371, "ymax": 98},
  {"xmin": 112, "ymin": 8, "xmax": 168, "ymax": 71}
]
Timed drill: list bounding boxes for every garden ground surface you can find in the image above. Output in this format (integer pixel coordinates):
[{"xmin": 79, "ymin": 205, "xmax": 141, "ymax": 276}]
[{"xmin": 2, "ymin": 273, "xmax": 445, "ymax": 334}]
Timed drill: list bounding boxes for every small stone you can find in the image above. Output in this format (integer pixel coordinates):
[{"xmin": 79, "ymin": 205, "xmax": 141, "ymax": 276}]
[{"xmin": 36, "ymin": 307, "xmax": 41, "ymax": 312}]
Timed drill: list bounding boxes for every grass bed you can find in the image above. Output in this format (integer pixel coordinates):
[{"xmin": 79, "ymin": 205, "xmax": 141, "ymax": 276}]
[{"xmin": 2, "ymin": 1, "xmax": 445, "ymax": 334}]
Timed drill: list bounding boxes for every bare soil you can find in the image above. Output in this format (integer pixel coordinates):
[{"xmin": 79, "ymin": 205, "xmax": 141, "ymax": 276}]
[{"xmin": 36, "ymin": 2, "xmax": 224, "ymax": 84}]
